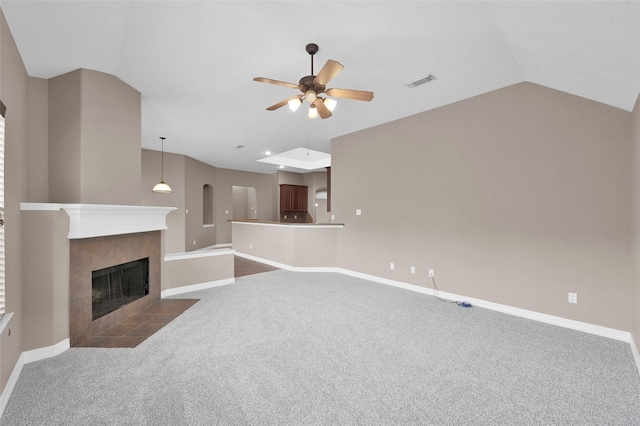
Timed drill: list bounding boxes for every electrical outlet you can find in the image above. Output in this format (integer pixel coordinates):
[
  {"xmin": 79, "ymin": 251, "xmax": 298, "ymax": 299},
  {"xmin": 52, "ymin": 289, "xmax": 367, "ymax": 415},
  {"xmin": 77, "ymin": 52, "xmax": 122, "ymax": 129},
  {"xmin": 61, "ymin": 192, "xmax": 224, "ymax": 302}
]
[
  {"xmin": 429, "ymin": 269, "xmax": 435, "ymax": 278},
  {"xmin": 356, "ymin": 209, "xmax": 362, "ymax": 216},
  {"xmin": 568, "ymin": 292, "xmax": 577, "ymax": 304},
  {"xmin": 225, "ymin": 209, "xmax": 228, "ymax": 214},
  {"xmin": 410, "ymin": 266, "xmax": 416, "ymax": 274},
  {"xmin": 331, "ymin": 214, "xmax": 335, "ymax": 220},
  {"xmin": 390, "ymin": 262, "xmax": 395, "ymax": 270},
  {"xmin": 250, "ymin": 244, "xmax": 253, "ymax": 249},
  {"xmin": 186, "ymin": 209, "xmax": 189, "ymax": 214},
  {"xmin": 193, "ymin": 240, "xmax": 196, "ymax": 246}
]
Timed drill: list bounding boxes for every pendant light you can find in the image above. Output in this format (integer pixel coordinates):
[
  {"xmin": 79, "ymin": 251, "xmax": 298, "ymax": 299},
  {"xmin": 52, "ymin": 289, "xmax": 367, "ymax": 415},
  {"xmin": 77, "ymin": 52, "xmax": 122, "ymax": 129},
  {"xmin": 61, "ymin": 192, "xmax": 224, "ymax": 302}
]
[{"xmin": 152, "ymin": 137, "xmax": 172, "ymax": 193}]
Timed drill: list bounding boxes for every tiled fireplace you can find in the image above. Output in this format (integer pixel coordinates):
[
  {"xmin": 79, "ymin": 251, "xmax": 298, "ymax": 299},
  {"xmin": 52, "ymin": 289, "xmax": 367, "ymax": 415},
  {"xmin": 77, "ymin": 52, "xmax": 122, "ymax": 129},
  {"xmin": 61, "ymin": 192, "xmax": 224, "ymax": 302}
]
[
  {"xmin": 20, "ymin": 203, "xmax": 176, "ymax": 351},
  {"xmin": 69, "ymin": 231, "xmax": 161, "ymax": 346}
]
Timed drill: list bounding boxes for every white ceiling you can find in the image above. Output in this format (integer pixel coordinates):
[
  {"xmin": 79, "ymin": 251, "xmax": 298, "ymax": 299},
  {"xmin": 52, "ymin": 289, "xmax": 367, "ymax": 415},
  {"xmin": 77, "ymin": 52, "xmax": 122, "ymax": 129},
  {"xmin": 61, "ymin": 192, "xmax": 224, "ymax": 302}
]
[{"xmin": 1, "ymin": 1, "xmax": 639, "ymax": 174}]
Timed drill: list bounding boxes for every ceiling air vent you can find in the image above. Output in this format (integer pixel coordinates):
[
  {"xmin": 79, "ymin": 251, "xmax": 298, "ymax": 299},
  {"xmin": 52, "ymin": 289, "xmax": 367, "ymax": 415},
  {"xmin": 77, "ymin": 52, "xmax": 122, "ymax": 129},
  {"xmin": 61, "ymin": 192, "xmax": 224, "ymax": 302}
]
[
  {"xmin": 235, "ymin": 144, "xmax": 246, "ymax": 149},
  {"xmin": 404, "ymin": 73, "xmax": 437, "ymax": 89}
]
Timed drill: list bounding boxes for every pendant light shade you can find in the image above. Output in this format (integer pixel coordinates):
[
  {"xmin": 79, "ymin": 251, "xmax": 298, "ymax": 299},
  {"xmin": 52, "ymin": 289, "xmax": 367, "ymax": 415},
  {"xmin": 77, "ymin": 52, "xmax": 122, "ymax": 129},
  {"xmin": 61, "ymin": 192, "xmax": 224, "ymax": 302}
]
[
  {"xmin": 152, "ymin": 137, "xmax": 172, "ymax": 193},
  {"xmin": 152, "ymin": 181, "xmax": 172, "ymax": 193}
]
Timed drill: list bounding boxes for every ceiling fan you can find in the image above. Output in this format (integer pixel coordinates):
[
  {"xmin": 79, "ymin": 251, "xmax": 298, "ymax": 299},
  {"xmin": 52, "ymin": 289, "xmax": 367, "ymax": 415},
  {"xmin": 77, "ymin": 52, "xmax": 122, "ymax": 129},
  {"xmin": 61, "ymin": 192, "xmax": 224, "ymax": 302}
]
[{"xmin": 253, "ymin": 43, "xmax": 374, "ymax": 119}]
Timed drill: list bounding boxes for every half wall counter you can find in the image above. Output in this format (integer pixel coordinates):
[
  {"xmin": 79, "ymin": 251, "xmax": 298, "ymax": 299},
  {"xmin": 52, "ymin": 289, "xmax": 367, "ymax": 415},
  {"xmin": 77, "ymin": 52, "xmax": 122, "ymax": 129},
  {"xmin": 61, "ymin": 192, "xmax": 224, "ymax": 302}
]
[{"xmin": 231, "ymin": 220, "xmax": 344, "ymax": 269}]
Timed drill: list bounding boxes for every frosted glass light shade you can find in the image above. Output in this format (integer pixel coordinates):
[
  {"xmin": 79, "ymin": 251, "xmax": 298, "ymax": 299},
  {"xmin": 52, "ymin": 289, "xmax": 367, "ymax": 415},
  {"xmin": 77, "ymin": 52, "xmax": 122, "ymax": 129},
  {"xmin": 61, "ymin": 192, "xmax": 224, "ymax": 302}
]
[
  {"xmin": 308, "ymin": 105, "xmax": 319, "ymax": 119},
  {"xmin": 324, "ymin": 98, "xmax": 337, "ymax": 112},
  {"xmin": 152, "ymin": 181, "xmax": 172, "ymax": 193},
  {"xmin": 288, "ymin": 98, "xmax": 302, "ymax": 111}
]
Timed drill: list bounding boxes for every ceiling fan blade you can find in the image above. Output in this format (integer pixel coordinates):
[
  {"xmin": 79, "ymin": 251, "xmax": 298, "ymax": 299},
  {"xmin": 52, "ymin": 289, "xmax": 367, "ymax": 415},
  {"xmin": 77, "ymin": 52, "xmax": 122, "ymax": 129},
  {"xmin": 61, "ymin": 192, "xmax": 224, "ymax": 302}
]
[
  {"xmin": 314, "ymin": 99, "xmax": 332, "ymax": 119},
  {"xmin": 253, "ymin": 77, "xmax": 299, "ymax": 89},
  {"xmin": 325, "ymin": 88, "xmax": 374, "ymax": 102},
  {"xmin": 266, "ymin": 95, "xmax": 303, "ymax": 111},
  {"xmin": 314, "ymin": 60, "xmax": 344, "ymax": 86}
]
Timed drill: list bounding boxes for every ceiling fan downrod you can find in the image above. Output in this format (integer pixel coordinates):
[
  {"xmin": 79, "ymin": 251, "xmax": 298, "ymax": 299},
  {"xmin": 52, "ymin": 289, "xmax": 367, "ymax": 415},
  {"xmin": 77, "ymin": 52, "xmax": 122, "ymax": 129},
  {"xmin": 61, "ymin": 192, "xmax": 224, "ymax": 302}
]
[{"xmin": 306, "ymin": 43, "xmax": 319, "ymax": 76}]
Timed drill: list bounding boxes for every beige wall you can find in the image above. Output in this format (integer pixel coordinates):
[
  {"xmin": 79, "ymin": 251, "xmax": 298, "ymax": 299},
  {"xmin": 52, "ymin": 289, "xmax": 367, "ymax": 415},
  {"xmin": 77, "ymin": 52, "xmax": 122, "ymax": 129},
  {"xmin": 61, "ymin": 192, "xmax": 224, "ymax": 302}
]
[
  {"xmin": 632, "ymin": 93, "xmax": 640, "ymax": 350},
  {"xmin": 48, "ymin": 70, "xmax": 82, "ymax": 203},
  {"xmin": 0, "ymin": 9, "xmax": 28, "ymax": 394},
  {"xmin": 141, "ymin": 150, "xmax": 278, "ymax": 250},
  {"xmin": 49, "ymin": 69, "xmax": 141, "ymax": 205},
  {"xmin": 26, "ymin": 77, "xmax": 48, "ymax": 202},
  {"xmin": 303, "ymin": 171, "xmax": 329, "ymax": 223},
  {"xmin": 215, "ymin": 168, "xmax": 278, "ymax": 244},
  {"xmin": 333, "ymin": 82, "xmax": 633, "ymax": 332},
  {"xmin": 185, "ymin": 156, "xmax": 216, "ymax": 250},
  {"xmin": 79, "ymin": 69, "xmax": 141, "ymax": 205},
  {"xmin": 141, "ymin": 149, "xmax": 186, "ymax": 253},
  {"xmin": 232, "ymin": 222, "xmax": 339, "ymax": 267},
  {"xmin": 163, "ymin": 253, "xmax": 234, "ymax": 291},
  {"xmin": 21, "ymin": 210, "xmax": 70, "ymax": 351}
]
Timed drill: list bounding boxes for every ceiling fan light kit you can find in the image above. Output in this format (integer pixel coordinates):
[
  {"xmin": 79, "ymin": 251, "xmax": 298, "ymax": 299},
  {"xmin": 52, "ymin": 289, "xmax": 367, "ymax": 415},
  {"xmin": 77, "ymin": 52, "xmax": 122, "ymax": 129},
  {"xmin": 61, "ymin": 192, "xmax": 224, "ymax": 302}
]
[
  {"xmin": 254, "ymin": 43, "xmax": 374, "ymax": 119},
  {"xmin": 308, "ymin": 104, "xmax": 319, "ymax": 119}
]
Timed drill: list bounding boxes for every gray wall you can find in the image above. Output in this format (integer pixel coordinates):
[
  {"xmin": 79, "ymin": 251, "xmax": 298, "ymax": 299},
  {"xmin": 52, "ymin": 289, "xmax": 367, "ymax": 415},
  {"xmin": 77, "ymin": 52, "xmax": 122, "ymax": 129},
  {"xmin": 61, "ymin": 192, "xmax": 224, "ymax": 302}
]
[{"xmin": 333, "ymin": 82, "xmax": 633, "ymax": 332}]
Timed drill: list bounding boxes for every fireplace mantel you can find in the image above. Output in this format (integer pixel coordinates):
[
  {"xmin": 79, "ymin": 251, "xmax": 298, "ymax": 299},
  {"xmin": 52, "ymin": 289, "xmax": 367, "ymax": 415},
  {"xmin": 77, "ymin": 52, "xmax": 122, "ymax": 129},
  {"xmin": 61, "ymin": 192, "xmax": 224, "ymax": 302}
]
[{"xmin": 20, "ymin": 203, "xmax": 177, "ymax": 239}]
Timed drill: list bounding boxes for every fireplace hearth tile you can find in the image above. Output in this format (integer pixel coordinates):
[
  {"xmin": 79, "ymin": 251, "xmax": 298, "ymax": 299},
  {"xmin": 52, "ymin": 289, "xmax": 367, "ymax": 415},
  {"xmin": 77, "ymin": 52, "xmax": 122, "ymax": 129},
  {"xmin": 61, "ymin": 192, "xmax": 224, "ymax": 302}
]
[
  {"xmin": 146, "ymin": 314, "xmax": 178, "ymax": 325},
  {"xmin": 119, "ymin": 314, "xmax": 155, "ymax": 324},
  {"xmin": 74, "ymin": 298, "xmax": 199, "ymax": 348},
  {"xmin": 98, "ymin": 322, "xmax": 141, "ymax": 336},
  {"xmin": 105, "ymin": 335, "xmax": 148, "ymax": 348},
  {"xmin": 75, "ymin": 336, "xmax": 118, "ymax": 347},
  {"xmin": 125, "ymin": 322, "xmax": 166, "ymax": 336}
]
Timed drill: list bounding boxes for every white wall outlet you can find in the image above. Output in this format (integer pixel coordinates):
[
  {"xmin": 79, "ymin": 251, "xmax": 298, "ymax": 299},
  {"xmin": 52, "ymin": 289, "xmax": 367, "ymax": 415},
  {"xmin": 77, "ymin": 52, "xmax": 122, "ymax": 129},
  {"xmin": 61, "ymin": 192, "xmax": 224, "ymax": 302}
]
[
  {"xmin": 250, "ymin": 244, "xmax": 253, "ymax": 249},
  {"xmin": 225, "ymin": 209, "xmax": 229, "ymax": 214},
  {"xmin": 429, "ymin": 269, "xmax": 435, "ymax": 278},
  {"xmin": 294, "ymin": 215, "xmax": 297, "ymax": 219},
  {"xmin": 284, "ymin": 214, "xmax": 287, "ymax": 219},
  {"xmin": 331, "ymin": 214, "xmax": 335, "ymax": 221},
  {"xmin": 410, "ymin": 266, "xmax": 416, "ymax": 274},
  {"xmin": 186, "ymin": 209, "xmax": 189, "ymax": 214},
  {"xmin": 193, "ymin": 240, "xmax": 196, "ymax": 246},
  {"xmin": 356, "ymin": 209, "xmax": 362, "ymax": 216},
  {"xmin": 390, "ymin": 262, "xmax": 395, "ymax": 270},
  {"xmin": 568, "ymin": 292, "xmax": 578, "ymax": 304}
]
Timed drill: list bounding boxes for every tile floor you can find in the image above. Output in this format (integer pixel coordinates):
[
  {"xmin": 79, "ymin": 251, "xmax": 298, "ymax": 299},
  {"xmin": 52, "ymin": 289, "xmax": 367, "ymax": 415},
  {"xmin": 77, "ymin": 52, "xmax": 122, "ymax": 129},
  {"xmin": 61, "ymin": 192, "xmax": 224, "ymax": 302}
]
[{"xmin": 76, "ymin": 299, "xmax": 198, "ymax": 348}]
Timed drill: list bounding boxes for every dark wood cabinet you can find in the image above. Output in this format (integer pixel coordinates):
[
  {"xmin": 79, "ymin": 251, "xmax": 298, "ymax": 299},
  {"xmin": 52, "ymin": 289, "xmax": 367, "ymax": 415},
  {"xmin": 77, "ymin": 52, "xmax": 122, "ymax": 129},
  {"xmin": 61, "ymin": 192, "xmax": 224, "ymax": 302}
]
[{"xmin": 280, "ymin": 184, "xmax": 308, "ymax": 212}]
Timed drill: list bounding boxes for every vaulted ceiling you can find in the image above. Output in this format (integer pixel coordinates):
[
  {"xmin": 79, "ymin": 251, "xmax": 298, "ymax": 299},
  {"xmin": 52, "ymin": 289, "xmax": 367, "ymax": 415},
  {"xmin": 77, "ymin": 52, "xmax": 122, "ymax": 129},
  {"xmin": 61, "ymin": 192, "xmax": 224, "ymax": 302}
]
[{"xmin": 1, "ymin": 1, "xmax": 639, "ymax": 174}]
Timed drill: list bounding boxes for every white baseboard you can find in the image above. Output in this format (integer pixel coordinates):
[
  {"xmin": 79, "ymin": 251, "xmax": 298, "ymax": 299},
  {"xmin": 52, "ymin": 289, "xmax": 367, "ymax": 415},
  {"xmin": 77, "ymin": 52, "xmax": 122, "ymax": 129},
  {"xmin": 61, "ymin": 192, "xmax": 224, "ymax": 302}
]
[
  {"xmin": 235, "ymin": 252, "xmax": 635, "ymax": 346},
  {"xmin": 1, "ymin": 339, "xmax": 70, "ymax": 419},
  {"xmin": 0, "ymin": 353, "xmax": 24, "ymax": 419},
  {"xmin": 161, "ymin": 278, "xmax": 235, "ymax": 298},
  {"xmin": 23, "ymin": 339, "xmax": 70, "ymax": 364},
  {"xmin": 234, "ymin": 252, "xmax": 341, "ymax": 272},
  {"xmin": 630, "ymin": 334, "xmax": 640, "ymax": 374}
]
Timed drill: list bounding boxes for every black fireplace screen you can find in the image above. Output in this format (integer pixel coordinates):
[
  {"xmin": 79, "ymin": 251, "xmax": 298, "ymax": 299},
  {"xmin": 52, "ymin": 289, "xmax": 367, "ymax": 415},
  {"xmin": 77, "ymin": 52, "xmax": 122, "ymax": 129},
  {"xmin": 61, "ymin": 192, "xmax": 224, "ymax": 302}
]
[{"xmin": 92, "ymin": 258, "xmax": 149, "ymax": 321}]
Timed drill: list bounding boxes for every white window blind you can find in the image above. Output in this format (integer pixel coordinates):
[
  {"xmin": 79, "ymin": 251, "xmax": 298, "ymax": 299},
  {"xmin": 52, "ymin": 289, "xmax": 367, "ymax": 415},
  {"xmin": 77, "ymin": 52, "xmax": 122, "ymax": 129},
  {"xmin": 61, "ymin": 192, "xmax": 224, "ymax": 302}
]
[{"xmin": 0, "ymin": 113, "xmax": 5, "ymax": 316}]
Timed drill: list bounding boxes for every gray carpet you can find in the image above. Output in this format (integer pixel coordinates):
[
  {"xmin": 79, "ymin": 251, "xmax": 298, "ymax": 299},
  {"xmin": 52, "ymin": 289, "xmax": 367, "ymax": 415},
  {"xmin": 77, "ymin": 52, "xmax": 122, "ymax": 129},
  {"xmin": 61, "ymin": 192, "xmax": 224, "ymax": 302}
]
[{"xmin": 3, "ymin": 270, "xmax": 640, "ymax": 425}]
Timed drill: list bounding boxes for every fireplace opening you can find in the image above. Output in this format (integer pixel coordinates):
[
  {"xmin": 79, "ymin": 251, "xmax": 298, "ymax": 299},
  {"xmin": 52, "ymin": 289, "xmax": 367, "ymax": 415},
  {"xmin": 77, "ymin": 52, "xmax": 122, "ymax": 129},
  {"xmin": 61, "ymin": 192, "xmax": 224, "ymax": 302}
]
[{"xmin": 92, "ymin": 258, "xmax": 149, "ymax": 321}]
